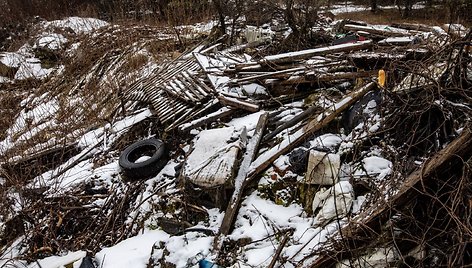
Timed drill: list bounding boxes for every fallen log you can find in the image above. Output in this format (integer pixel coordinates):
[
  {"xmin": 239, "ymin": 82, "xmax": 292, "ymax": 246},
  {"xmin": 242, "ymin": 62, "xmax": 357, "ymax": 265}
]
[{"xmin": 308, "ymin": 126, "xmax": 472, "ymax": 267}]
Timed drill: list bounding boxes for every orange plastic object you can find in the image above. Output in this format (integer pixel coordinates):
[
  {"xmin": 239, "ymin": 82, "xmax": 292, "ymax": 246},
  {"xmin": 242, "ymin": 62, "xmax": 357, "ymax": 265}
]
[{"xmin": 378, "ymin": 69, "xmax": 386, "ymax": 87}]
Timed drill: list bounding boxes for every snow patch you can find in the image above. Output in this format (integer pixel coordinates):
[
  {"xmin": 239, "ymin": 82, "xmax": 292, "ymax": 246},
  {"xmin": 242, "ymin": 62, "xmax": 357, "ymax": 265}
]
[
  {"xmin": 44, "ymin": 17, "xmax": 109, "ymax": 34},
  {"xmin": 34, "ymin": 33, "xmax": 68, "ymax": 50},
  {"xmin": 29, "ymin": 251, "xmax": 86, "ymax": 268},
  {"xmin": 95, "ymin": 230, "xmax": 169, "ymax": 268}
]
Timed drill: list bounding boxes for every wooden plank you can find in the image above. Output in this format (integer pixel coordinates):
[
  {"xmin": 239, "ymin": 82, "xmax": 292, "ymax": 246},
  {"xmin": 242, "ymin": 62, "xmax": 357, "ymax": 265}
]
[
  {"xmin": 235, "ymin": 41, "xmax": 373, "ymax": 67},
  {"xmin": 161, "ymin": 105, "xmax": 188, "ymax": 124},
  {"xmin": 309, "ymin": 126, "xmax": 472, "ymax": 267},
  {"xmin": 181, "ymin": 72, "xmax": 208, "ymax": 97},
  {"xmin": 174, "ymin": 77, "xmax": 202, "ymax": 101},
  {"xmin": 213, "ymin": 112, "xmax": 269, "ymax": 250},
  {"xmin": 164, "ymin": 82, "xmax": 195, "ymax": 103},
  {"xmin": 164, "ymin": 107, "xmax": 197, "ymax": 132},
  {"xmin": 190, "ymin": 73, "xmax": 215, "ymax": 93},
  {"xmin": 391, "ymin": 23, "xmax": 434, "ymax": 32},
  {"xmin": 182, "ymin": 99, "xmax": 220, "ymax": 121},
  {"xmin": 218, "ymin": 95, "xmax": 260, "ymax": 112},
  {"xmin": 178, "ymin": 107, "xmax": 235, "ymax": 132},
  {"xmin": 230, "ymin": 67, "xmax": 305, "ymax": 84},
  {"xmin": 344, "ymin": 24, "xmax": 409, "ymax": 37},
  {"xmin": 279, "ymin": 70, "xmax": 378, "ymax": 85},
  {"xmin": 262, "ymin": 105, "xmax": 319, "ymax": 142}
]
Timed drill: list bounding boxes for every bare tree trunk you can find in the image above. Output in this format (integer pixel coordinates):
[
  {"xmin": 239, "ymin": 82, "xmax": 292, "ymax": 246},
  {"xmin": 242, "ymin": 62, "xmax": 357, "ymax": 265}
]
[
  {"xmin": 213, "ymin": 0, "xmax": 226, "ymax": 34},
  {"xmin": 371, "ymin": 0, "xmax": 377, "ymax": 12},
  {"xmin": 284, "ymin": 0, "xmax": 300, "ymax": 37},
  {"xmin": 403, "ymin": 0, "xmax": 412, "ymax": 17}
]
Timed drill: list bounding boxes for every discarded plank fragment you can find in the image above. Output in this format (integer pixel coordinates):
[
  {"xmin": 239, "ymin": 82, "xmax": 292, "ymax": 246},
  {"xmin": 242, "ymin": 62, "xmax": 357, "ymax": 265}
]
[
  {"xmin": 262, "ymin": 105, "xmax": 319, "ymax": 142},
  {"xmin": 378, "ymin": 36, "xmax": 419, "ymax": 46},
  {"xmin": 391, "ymin": 23, "xmax": 434, "ymax": 32},
  {"xmin": 230, "ymin": 67, "xmax": 305, "ymax": 84},
  {"xmin": 281, "ymin": 70, "xmax": 378, "ymax": 85}
]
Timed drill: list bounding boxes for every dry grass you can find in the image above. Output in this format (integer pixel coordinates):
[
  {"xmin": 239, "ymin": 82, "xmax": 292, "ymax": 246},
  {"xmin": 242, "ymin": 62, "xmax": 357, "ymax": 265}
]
[{"xmin": 336, "ymin": 7, "xmax": 472, "ymax": 27}]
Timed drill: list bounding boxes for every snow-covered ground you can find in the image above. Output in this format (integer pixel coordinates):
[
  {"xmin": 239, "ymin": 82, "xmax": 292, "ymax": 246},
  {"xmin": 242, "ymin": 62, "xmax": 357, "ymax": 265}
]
[
  {"xmin": 328, "ymin": 1, "xmax": 428, "ymax": 14},
  {"xmin": 2, "ymin": 8, "xmax": 465, "ymax": 268}
]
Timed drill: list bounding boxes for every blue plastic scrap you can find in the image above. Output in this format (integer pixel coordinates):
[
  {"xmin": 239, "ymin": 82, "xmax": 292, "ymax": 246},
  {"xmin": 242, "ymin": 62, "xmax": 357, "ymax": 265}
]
[{"xmin": 199, "ymin": 259, "xmax": 224, "ymax": 268}]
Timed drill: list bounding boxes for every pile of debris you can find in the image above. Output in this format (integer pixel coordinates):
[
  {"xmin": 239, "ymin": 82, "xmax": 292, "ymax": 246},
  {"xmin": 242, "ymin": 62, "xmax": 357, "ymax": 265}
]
[{"xmin": 1, "ymin": 16, "xmax": 472, "ymax": 268}]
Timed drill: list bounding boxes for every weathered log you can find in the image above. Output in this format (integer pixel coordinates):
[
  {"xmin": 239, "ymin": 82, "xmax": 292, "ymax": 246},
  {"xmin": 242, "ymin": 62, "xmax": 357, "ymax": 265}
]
[{"xmin": 309, "ymin": 126, "xmax": 472, "ymax": 267}]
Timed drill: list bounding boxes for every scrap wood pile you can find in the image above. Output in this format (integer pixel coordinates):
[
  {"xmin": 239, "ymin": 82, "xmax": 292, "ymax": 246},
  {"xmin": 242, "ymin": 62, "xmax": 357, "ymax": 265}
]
[{"xmin": 1, "ymin": 16, "xmax": 472, "ymax": 268}]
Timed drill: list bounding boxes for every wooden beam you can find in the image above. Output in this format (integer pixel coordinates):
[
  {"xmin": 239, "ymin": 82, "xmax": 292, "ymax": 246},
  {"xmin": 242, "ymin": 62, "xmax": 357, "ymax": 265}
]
[
  {"xmin": 213, "ymin": 112, "xmax": 269, "ymax": 251},
  {"xmin": 235, "ymin": 41, "xmax": 373, "ymax": 68},
  {"xmin": 262, "ymin": 105, "xmax": 319, "ymax": 142},
  {"xmin": 230, "ymin": 67, "xmax": 305, "ymax": 84},
  {"xmin": 279, "ymin": 70, "xmax": 378, "ymax": 85},
  {"xmin": 344, "ymin": 24, "xmax": 409, "ymax": 37},
  {"xmin": 178, "ymin": 107, "xmax": 235, "ymax": 132}
]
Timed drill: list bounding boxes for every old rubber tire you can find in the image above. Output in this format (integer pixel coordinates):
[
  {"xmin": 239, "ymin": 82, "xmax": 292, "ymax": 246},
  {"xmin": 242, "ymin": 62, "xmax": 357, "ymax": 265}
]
[{"xmin": 119, "ymin": 138, "xmax": 168, "ymax": 181}]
